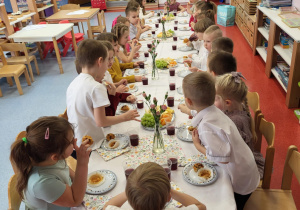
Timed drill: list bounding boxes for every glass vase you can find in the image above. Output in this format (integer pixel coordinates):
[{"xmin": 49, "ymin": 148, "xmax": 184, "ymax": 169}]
[
  {"xmin": 161, "ymin": 23, "xmax": 167, "ymax": 41},
  {"xmin": 151, "ymin": 57, "xmax": 159, "ymax": 80},
  {"xmin": 152, "ymin": 122, "xmax": 165, "ymax": 154}
]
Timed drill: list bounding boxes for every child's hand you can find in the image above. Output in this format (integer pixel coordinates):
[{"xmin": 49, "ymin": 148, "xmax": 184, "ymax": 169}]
[
  {"xmin": 123, "ymin": 109, "xmax": 140, "ymax": 121},
  {"xmin": 126, "ymin": 95, "xmax": 136, "ymax": 103},
  {"xmin": 136, "ymin": 20, "xmax": 142, "ymax": 32},
  {"xmin": 178, "ymin": 104, "xmax": 191, "ymax": 115},
  {"xmin": 188, "ymin": 67, "xmax": 199, "ymax": 72},
  {"xmin": 73, "ymin": 138, "xmax": 91, "ymax": 165},
  {"xmin": 133, "ymin": 52, "xmax": 140, "ymax": 59},
  {"xmin": 116, "ymin": 84, "xmax": 127, "ymax": 93},
  {"xmin": 116, "ymin": 79, "xmax": 128, "ymax": 87},
  {"xmin": 190, "ymin": 22, "xmax": 195, "ymax": 29},
  {"xmin": 145, "ymin": 25, "xmax": 151, "ymax": 30},
  {"xmin": 132, "ymin": 44, "xmax": 142, "ymax": 53},
  {"xmin": 133, "ymin": 61, "xmax": 144, "ymax": 67},
  {"xmin": 188, "ymin": 54, "xmax": 193, "ymax": 58},
  {"xmin": 106, "ymin": 82, "xmax": 116, "ymax": 96},
  {"xmin": 183, "ymin": 59, "xmax": 192, "ymax": 64},
  {"xmin": 135, "ymin": 75, "xmax": 142, "ymax": 82},
  {"xmin": 192, "ymin": 129, "xmax": 201, "ymax": 146}
]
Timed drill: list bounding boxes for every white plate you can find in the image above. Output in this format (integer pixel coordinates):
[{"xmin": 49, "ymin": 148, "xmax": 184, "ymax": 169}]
[
  {"xmin": 182, "ymin": 162, "xmax": 218, "ymax": 186},
  {"xmin": 101, "ymin": 133, "xmax": 129, "ymax": 151},
  {"xmin": 179, "ymin": 36, "xmax": 189, "ymax": 40},
  {"xmin": 86, "ymin": 170, "xmax": 117, "ymax": 194},
  {"xmin": 142, "ymin": 113, "xmax": 176, "ymax": 131},
  {"xmin": 116, "ymin": 103, "xmax": 137, "ymax": 115},
  {"xmin": 178, "ymin": 13, "xmax": 188, "ymax": 17},
  {"xmin": 179, "ymin": 20, "xmax": 189, "ymax": 24},
  {"xmin": 177, "ymin": 86, "xmax": 183, "ymax": 95},
  {"xmin": 178, "ymin": 46, "xmax": 193, "ymax": 52},
  {"xmin": 125, "ymin": 85, "xmax": 139, "ymax": 94},
  {"xmin": 141, "ymin": 33, "xmax": 154, "ymax": 39},
  {"xmin": 179, "ymin": 27, "xmax": 191, "ymax": 31},
  {"xmin": 176, "ymin": 126, "xmax": 192, "ymax": 142},
  {"xmin": 127, "ymin": 68, "xmax": 147, "ymax": 76},
  {"xmin": 145, "ymin": 19, "xmax": 157, "ymax": 24},
  {"xmin": 178, "ymin": 70, "xmax": 192, "ymax": 78}
]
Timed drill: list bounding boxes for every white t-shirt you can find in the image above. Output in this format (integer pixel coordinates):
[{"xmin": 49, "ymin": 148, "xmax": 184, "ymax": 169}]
[
  {"xmin": 191, "ymin": 105, "xmax": 260, "ymax": 195},
  {"xmin": 130, "ymin": 23, "xmax": 137, "ymax": 40},
  {"xmin": 106, "ymin": 204, "xmax": 198, "ymax": 210},
  {"xmin": 66, "ymin": 73, "xmax": 110, "ymax": 149},
  {"xmin": 139, "ymin": 7, "xmax": 153, "ymax": 19},
  {"xmin": 191, "ymin": 40, "xmax": 208, "ymax": 71},
  {"xmin": 104, "ymin": 71, "xmax": 113, "ymax": 84}
]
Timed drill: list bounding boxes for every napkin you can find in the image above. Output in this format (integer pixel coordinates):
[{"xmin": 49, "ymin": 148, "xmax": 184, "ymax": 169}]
[
  {"xmin": 83, "ymin": 194, "xmax": 112, "ymax": 210},
  {"xmin": 96, "ymin": 141, "xmax": 131, "ymax": 161}
]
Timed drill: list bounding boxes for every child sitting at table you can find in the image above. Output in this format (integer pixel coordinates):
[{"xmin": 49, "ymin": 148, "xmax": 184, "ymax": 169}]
[
  {"xmin": 195, "ymin": 9, "xmax": 215, "ymax": 23},
  {"xmin": 103, "ymin": 162, "xmax": 206, "ymax": 210},
  {"xmin": 215, "ymin": 73, "xmax": 265, "ymax": 179},
  {"xmin": 190, "ymin": 1, "xmax": 217, "ymax": 30},
  {"xmin": 67, "ymin": 39, "xmax": 140, "ymax": 148},
  {"xmin": 211, "ymin": 37, "xmax": 234, "ymax": 53},
  {"xmin": 207, "ymin": 51, "xmax": 236, "ymax": 76},
  {"xmin": 97, "ymin": 33, "xmax": 143, "ymax": 83},
  {"xmin": 10, "ymin": 116, "xmax": 91, "ymax": 209},
  {"xmin": 181, "ymin": 72, "xmax": 260, "ymax": 210},
  {"xmin": 136, "ymin": 0, "xmax": 155, "ymax": 19},
  {"xmin": 112, "ymin": 23, "xmax": 141, "ymax": 63},
  {"xmin": 187, "ymin": 0, "xmax": 198, "ymax": 15},
  {"xmin": 116, "ymin": 16, "xmax": 131, "ymax": 53},
  {"xmin": 185, "ymin": 25, "xmax": 222, "ymax": 72},
  {"xmin": 164, "ymin": 0, "xmax": 186, "ymax": 12}
]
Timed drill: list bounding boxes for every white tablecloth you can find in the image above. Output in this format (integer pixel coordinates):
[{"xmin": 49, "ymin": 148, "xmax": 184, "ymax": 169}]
[{"xmin": 84, "ymin": 15, "xmax": 237, "ymax": 210}]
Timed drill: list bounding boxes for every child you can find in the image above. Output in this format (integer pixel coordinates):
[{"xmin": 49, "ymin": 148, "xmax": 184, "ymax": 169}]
[
  {"xmin": 97, "ymin": 33, "xmax": 143, "ymax": 83},
  {"xmin": 180, "ymin": 72, "xmax": 260, "ymax": 210},
  {"xmin": 195, "ymin": 9, "xmax": 215, "ymax": 23},
  {"xmin": 164, "ymin": 0, "xmax": 186, "ymax": 12},
  {"xmin": 116, "ymin": 16, "xmax": 131, "ymax": 53},
  {"xmin": 67, "ymin": 39, "xmax": 140, "ymax": 148},
  {"xmin": 215, "ymin": 73, "xmax": 265, "ymax": 179},
  {"xmin": 211, "ymin": 37, "xmax": 234, "ymax": 53},
  {"xmin": 187, "ymin": 0, "xmax": 198, "ymax": 15},
  {"xmin": 190, "ymin": 1, "xmax": 216, "ymax": 30},
  {"xmin": 136, "ymin": 0, "xmax": 154, "ymax": 19},
  {"xmin": 112, "ymin": 23, "xmax": 141, "ymax": 63},
  {"xmin": 103, "ymin": 162, "xmax": 206, "ymax": 210},
  {"xmin": 10, "ymin": 116, "xmax": 91, "ymax": 209},
  {"xmin": 207, "ymin": 51, "xmax": 237, "ymax": 76},
  {"xmin": 185, "ymin": 25, "xmax": 222, "ymax": 72},
  {"xmin": 126, "ymin": 6, "xmax": 149, "ymax": 40}
]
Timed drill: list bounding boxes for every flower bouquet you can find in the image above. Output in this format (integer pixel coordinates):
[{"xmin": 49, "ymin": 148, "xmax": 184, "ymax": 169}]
[{"xmin": 148, "ymin": 39, "xmax": 160, "ymax": 80}]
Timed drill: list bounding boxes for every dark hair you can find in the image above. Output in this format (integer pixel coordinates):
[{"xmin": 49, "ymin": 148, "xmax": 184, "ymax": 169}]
[
  {"xmin": 76, "ymin": 39, "xmax": 108, "ymax": 70},
  {"xmin": 10, "ymin": 116, "xmax": 74, "ymax": 199},
  {"xmin": 127, "ymin": 0, "xmax": 140, "ymax": 9},
  {"xmin": 111, "ymin": 23, "xmax": 129, "ymax": 49},
  {"xmin": 208, "ymin": 51, "xmax": 237, "ymax": 75},
  {"xmin": 194, "ymin": 17, "xmax": 215, "ymax": 33},
  {"xmin": 117, "ymin": 16, "xmax": 130, "ymax": 24},
  {"xmin": 212, "ymin": 37, "xmax": 234, "ymax": 53},
  {"xmin": 135, "ymin": 0, "xmax": 145, "ymax": 15},
  {"xmin": 195, "ymin": 1, "xmax": 217, "ymax": 14},
  {"xmin": 195, "ymin": 9, "xmax": 215, "ymax": 23},
  {"xmin": 97, "ymin": 32, "xmax": 118, "ymax": 43},
  {"xmin": 183, "ymin": 72, "xmax": 216, "ymax": 107},
  {"xmin": 125, "ymin": 5, "xmax": 139, "ymax": 17}
]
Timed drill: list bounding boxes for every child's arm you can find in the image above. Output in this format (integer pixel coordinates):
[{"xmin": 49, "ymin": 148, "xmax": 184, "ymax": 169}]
[
  {"xmin": 94, "ymin": 106, "xmax": 140, "ymax": 127},
  {"xmin": 118, "ymin": 40, "xmax": 141, "ymax": 63},
  {"xmin": 178, "ymin": 4, "xmax": 186, "ymax": 12},
  {"xmin": 52, "ymin": 140, "xmax": 91, "ymax": 206},
  {"xmin": 187, "ymin": 2, "xmax": 192, "ymax": 14},
  {"xmin": 135, "ymin": 20, "xmax": 142, "ymax": 40},
  {"xmin": 178, "ymin": 104, "xmax": 192, "ymax": 116},
  {"xmin": 170, "ymin": 189, "xmax": 206, "ymax": 210},
  {"xmin": 192, "ymin": 129, "xmax": 206, "ymax": 155},
  {"xmin": 103, "ymin": 192, "xmax": 127, "ymax": 209}
]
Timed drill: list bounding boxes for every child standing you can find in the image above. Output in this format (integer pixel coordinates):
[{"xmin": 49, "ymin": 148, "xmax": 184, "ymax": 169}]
[
  {"xmin": 103, "ymin": 162, "xmax": 206, "ymax": 210},
  {"xmin": 97, "ymin": 33, "xmax": 143, "ymax": 83},
  {"xmin": 215, "ymin": 73, "xmax": 265, "ymax": 179},
  {"xmin": 164, "ymin": 0, "xmax": 186, "ymax": 12},
  {"xmin": 10, "ymin": 116, "xmax": 91, "ymax": 209},
  {"xmin": 181, "ymin": 72, "xmax": 260, "ymax": 210},
  {"xmin": 67, "ymin": 39, "xmax": 139, "ymax": 148},
  {"xmin": 112, "ymin": 23, "xmax": 141, "ymax": 63},
  {"xmin": 136, "ymin": 0, "xmax": 154, "ymax": 19}
]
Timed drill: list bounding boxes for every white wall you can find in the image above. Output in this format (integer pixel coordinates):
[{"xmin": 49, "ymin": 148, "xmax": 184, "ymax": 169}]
[{"xmin": 293, "ymin": 0, "xmax": 300, "ymax": 10}]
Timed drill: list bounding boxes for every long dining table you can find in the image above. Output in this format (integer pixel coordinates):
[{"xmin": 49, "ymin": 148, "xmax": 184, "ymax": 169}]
[{"xmin": 78, "ymin": 13, "xmax": 237, "ymax": 210}]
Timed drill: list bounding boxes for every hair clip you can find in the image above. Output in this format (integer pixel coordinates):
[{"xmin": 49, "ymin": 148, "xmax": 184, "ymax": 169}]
[
  {"xmin": 231, "ymin": 72, "xmax": 246, "ymax": 84},
  {"xmin": 22, "ymin": 137, "xmax": 28, "ymax": 144},
  {"xmin": 45, "ymin": 127, "xmax": 49, "ymax": 140}
]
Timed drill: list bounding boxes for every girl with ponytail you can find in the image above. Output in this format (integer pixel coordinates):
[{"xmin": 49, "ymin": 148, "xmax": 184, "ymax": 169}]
[{"xmin": 10, "ymin": 116, "xmax": 91, "ymax": 209}]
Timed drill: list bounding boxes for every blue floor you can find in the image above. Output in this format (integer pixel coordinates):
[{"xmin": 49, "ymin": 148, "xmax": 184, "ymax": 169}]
[{"xmin": 0, "ymin": 11, "xmax": 121, "ymax": 208}]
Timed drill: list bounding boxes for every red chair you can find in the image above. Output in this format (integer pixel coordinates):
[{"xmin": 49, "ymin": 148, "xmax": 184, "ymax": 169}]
[
  {"xmin": 59, "ymin": 20, "xmax": 84, "ymax": 57},
  {"xmin": 38, "ymin": 22, "xmax": 65, "ymax": 59}
]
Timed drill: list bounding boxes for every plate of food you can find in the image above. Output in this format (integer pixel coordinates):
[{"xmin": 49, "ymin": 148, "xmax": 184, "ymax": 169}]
[
  {"xmin": 177, "ymin": 86, "xmax": 183, "ymax": 95},
  {"xmin": 141, "ymin": 107, "xmax": 175, "ymax": 130},
  {"xmin": 101, "ymin": 133, "xmax": 129, "ymax": 151},
  {"xmin": 179, "ymin": 36, "xmax": 190, "ymax": 40},
  {"xmin": 141, "ymin": 33, "xmax": 153, "ymax": 39},
  {"xmin": 124, "ymin": 84, "xmax": 138, "ymax": 93},
  {"xmin": 178, "ymin": 46, "xmax": 194, "ymax": 52},
  {"xmin": 182, "ymin": 162, "xmax": 218, "ymax": 186},
  {"xmin": 178, "ymin": 70, "xmax": 192, "ymax": 78},
  {"xmin": 178, "ymin": 12, "xmax": 188, "ymax": 17},
  {"xmin": 155, "ymin": 58, "xmax": 177, "ymax": 69},
  {"xmin": 176, "ymin": 125, "xmax": 195, "ymax": 142},
  {"xmin": 86, "ymin": 170, "xmax": 117, "ymax": 194},
  {"xmin": 157, "ymin": 29, "xmax": 174, "ymax": 38},
  {"xmin": 179, "ymin": 26, "xmax": 191, "ymax": 31},
  {"xmin": 127, "ymin": 68, "xmax": 147, "ymax": 75},
  {"xmin": 116, "ymin": 103, "xmax": 137, "ymax": 115},
  {"xmin": 176, "ymin": 55, "xmax": 189, "ymax": 64},
  {"xmin": 179, "ymin": 20, "xmax": 189, "ymax": 24}
]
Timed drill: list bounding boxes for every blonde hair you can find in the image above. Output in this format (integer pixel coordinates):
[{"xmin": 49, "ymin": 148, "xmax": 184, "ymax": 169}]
[
  {"xmin": 126, "ymin": 162, "xmax": 171, "ymax": 210},
  {"xmin": 195, "ymin": 1, "xmax": 217, "ymax": 14},
  {"xmin": 116, "ymin": 16, "xmax": 130, "ymax": 24},
  {"xmin": 111, "ymin": 23, "xmax": 129, "ymax": 51},
  {"xmin": 183, "ymin": 72, "xmax": 216, "ymax": 107},
  {"xmin": 216, "ymin": 73, "xmax": 257, "ymax": 141},
  {"xmin": 194, "ymin": 17, "xmax": 215, "ymax": 33},
  {"xmin": 204, "ymin": 25, "xmax": 223, "ymax": 39}
]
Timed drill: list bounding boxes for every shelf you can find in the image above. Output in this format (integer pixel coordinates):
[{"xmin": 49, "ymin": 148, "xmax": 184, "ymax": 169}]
[
  {"xmin": 258, "ymin": 27, "xmax": 269, "ymax": 40},
  {"xmin": 9, "ymin": 12, "xmax": 36, "ymax": 25},
  {"xmin": 271, "ymin": 68, "xmax": 287, "ymax": 92},
  {"xmin": 274, "ymin": 44, "xmax": 292, "ymax": 66},
  {"xmin": 257, "ymin": 6, "xmax": 300, "ymax": 42},
  {"xmin": 37, "ymin": 4, "xmax": 54, "ymax": 12},
  {"xmin": 256, "ymin": 46, "xmax": 267, "ymax": 62},
  {"xmin": 0, "ymin": 26, "xmax": 6, "ymax": 31}
]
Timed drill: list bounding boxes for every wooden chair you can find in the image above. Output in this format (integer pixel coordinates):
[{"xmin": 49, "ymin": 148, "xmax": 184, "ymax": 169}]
[
  {"xmin": 8, "ymin": 174, "xmax": 22, "ymax": 210},
  {"xmin": 1, "ymin": 43, "xmax": 40, "ymax": 82},
  {"xmin": 244, "ymin": 145, "xmax": 299, "ymax": 210},
  {"xmin": 0, "ymin": 47, "xmax": 31, "ymax": 97},
  {"xmin": 255, "ymin": 113, "xmax": 275, "ymax": 189},
  {"xmin": 247, "ymin": 91, "xmax": 262, "ymax": 133},
  {"xmin": 60, "ymin": 4, "xmax": 85, "ymax": 34},
  {"xmin": 87, "ymin": 10, "xmax": 106, "ymax": 39}
]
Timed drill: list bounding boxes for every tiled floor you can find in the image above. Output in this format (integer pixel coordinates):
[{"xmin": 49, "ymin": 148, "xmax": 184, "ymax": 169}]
[{"xmin": 1, "ymin": 5, "xmax": 299, "ymax": 209}]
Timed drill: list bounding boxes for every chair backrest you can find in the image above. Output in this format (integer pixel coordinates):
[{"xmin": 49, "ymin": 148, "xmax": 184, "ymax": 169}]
[
  {"xmin": 58, "ymin": 108, "xmax": 68, "ymax": 120},
  {"xmin": 98, "ymin": 10, "xmax": 106, "ymax": 31},
  {"xmin": 60, "ymin": 4, "xmax": 80, "ymax": 10},
  {"xmin": 8, "ymin": 174, "xmax": 21, "ymax": 210},
  {"xmin": 257, "ymin": 113, "xmax": 275, "ymax": 189},
  {"xmin": 0, "ymin": 46, "xmax": 7, "ymax": 65},
  {"xmin": 0, "ymin": 43, "xmax": 30, "ymax": 59},
  {"xmin": 281, "ymin": 145, "xmax": 300, "ymax": 190}
]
